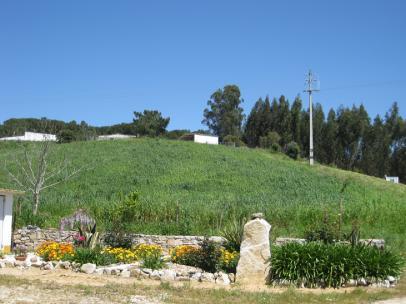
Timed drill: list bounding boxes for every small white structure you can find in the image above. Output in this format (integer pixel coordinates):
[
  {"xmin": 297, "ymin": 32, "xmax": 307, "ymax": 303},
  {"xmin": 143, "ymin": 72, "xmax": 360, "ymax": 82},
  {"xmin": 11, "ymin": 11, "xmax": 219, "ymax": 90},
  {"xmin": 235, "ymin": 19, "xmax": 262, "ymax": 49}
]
[
  {"xmin": 0, "ymin": 131, "xmax": 56, "ymax": 142},
  {"xmin": 181, "ymin": 134, "xmax": 218, "ymax": 145},
  {"xmin": 0, "ymin": 188, "xmax": 24, "ymax": 253},
  {"xmin": 385, "ymin": 175, "xmax": 399, "ymax": 184},
  {"xmin": 97, "ymin": 134, "xmax": 136, "ymax": 140}
]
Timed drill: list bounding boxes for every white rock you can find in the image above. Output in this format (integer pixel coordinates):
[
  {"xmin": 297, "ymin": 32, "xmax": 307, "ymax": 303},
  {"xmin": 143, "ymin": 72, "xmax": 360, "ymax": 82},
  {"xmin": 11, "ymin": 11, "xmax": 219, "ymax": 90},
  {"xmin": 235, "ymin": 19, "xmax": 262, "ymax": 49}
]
[
  {"xmin": 201, "ymin": 272, "xmax": 215, "ymax": 282},
  {"xmin": 95, "ymin": 268, "xmax": 104, "ymax": 275},
  {"xmin": 150, "ymin": 270, "xmax": 161, "ymax": 280},
  {"xmin": 387, "ymin": 276, "xmax": 396, "ymax": 283},
  {"xmin": 120, "ymin": 270, "xmax": 131, "ymax": 278},
  {"xmin": 216, "ymin": 272, "xmax": 231, "ymax": 285},
  {"xmin": 0, "ymin": 262, "xmax": 6, "ymax": 268},
  {"xmin": 190, "ymin": 272, "xmax": 202, "ymax": 282},
  {"xmin": 346, "ymin": 279, "xmax": 357, "ymax": 287},
  {"xmin": 357, "ymin": 278, "xmax": 367, "ymax": 286},
  {"xmin": 80, "ymin": 263, "xmax": 96, "ymax": 274},
  {"xmin": 42, "ymin": 262, "xmax": 54, "ymax": 270},
  {"xmin": 161, "ymin": 269, "xmax": 176, "ymax": 281},
  {"xmin": 236, "ymin": 214, "xmax": 271, "ymax": 285}
]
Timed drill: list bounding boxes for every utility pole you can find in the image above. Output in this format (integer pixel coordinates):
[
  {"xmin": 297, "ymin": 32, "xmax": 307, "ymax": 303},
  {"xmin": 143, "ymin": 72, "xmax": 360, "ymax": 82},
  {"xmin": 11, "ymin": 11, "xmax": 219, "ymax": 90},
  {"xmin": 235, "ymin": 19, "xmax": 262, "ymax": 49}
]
[{"xmin": 304, "ymin": 70, "xmax": 319, "ymax": 166}]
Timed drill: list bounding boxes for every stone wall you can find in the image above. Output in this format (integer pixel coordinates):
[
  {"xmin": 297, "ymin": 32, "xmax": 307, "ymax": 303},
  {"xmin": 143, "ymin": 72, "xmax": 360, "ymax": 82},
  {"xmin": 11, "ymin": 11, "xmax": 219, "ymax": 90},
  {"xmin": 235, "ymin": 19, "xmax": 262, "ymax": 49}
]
[{"xmin": 12, "ymin": 226, "xmax": 225, "ymax": 252}]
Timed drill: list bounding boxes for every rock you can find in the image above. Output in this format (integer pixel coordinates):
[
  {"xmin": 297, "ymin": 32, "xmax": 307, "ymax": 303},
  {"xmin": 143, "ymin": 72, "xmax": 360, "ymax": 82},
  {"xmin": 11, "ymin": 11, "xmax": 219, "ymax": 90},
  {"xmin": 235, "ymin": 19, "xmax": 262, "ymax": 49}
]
[
  {"xmin": 161, "ymin": 269, "xmax": 176, "ymax": 281},
  {"xmin": 346, "ymin": 279, "xmax": 357, "ymax": 287},
  {"xmin": 201, "ymin": 272, "xmax": 215, "ymax": 283},
  {"xmin": 150, "ymin": 270, "xmax": 161, "ymax": 280},
  {"xmin": 120, "ymin": 270, "xmax": 131, "ymax": 278},
  {"xmin": 95, "ymin": 268, "xmax": 104, "ymax": 275},
  {"xmin": 190, "ymin": 272, "xmax": 202, "ymax": 282},
  {"xmin": 80, "ymin": 263, "xmax": 96, "ymax": 274},
  {"xmin": 387, "ymin": 276, "xmax": 396, "ymax": 283},
  {"xmin": 228, "ymin": 273, "xmax": 235, "ymax": 283},
  {"xmin": 216, "ymin": 272, "xmax": 231, "ymax": 285},
  {"xmin": 175, "ymin": 276, "xmax": 190, "ymax": 281},
  {"xmin": 111, "ymin": 268, "xmax": 120, "ymax": 276},
  {"xmin": 42, "ymin": 262, "xmax": 54, "ymax": 270},
  {"xmin": 30, "ymin": 256, "xmax": 38, "ymax": 263},
  {"xmin": 236, "ymin": 215, "xmax": 271, "ymax": 285},
  {"xmin": 141, "ymin": 268, "xmax": 153, "ymax": 275},
  {"xmin": 357, "ymin": 278, "xmax": 367, "ymax": 286},
  {"xmin": 0, "ymin": 262, "xmax": 6, "ymax": 268},
  {"xmin": 207, "ymin": 236, "xmax": 227, "ymax": 245},
  {"xmin": 103, "ymin": 268, "xmax": 112, "ymax": 275},
  {"xmin": 56, "ymin": 261, "xmax": 71, "ymax": 269}
]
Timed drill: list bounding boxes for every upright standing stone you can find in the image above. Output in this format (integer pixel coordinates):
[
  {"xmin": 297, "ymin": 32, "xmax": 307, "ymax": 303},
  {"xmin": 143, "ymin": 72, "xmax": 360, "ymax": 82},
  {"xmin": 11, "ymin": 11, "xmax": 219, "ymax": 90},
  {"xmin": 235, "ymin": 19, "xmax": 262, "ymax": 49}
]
[{"xmin": 236, "ymin": 213, "xmax": 271, "ymax": 285}]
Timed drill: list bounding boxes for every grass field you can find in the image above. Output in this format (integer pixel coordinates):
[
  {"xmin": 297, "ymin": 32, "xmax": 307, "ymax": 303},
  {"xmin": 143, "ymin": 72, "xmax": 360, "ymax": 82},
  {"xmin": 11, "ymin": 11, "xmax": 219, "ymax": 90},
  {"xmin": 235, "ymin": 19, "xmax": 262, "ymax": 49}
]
[{"xmin": 0, "ymin": 138, "xmax": 405, "ymax": 251}]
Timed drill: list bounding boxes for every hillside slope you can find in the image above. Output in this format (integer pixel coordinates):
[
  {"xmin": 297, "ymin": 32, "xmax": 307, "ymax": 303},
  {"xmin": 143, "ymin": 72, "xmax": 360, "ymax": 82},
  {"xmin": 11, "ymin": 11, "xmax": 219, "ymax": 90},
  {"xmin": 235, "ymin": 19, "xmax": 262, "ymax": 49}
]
[{"xmin": 1, "ymin": 139, "xmax": 405, "ymax": 250}]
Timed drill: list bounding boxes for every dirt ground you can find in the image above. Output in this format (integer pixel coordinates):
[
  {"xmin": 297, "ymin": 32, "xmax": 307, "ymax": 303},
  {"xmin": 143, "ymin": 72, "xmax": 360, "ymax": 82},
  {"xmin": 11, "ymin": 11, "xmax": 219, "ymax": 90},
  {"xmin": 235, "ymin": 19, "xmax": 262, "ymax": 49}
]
[{"xmin": 0, "ymin": 267, "xmax": 405, "ymax": 304}]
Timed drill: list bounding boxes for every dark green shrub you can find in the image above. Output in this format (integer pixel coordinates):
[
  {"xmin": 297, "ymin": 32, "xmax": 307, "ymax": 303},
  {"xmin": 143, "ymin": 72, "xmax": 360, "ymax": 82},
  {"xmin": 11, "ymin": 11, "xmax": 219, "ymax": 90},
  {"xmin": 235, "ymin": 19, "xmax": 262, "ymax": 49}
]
[
  {"xmin": 285, "ymin": 141, "xmax": 300, "ymax": 159},
  {"xmin": 259, "ymin": 131, "xmax": 281, "ymax": 151},
  {"xmin": 57, "ymin": 129, "xmax": 76, "ymax": 143},
  {"xmin": 223, "ymin": 135, "xmax": 245, "ymax": 147},
  {"xmin": 197, "ymin": 239, "xmax": 222, "ymax": 273},
  {"xmin": 270, "ymin": 243, "xmax": 404, "ymax": 288},
  {"xmin": 67, "ymin": 247, "xmax": 117, "ymax": 266}
]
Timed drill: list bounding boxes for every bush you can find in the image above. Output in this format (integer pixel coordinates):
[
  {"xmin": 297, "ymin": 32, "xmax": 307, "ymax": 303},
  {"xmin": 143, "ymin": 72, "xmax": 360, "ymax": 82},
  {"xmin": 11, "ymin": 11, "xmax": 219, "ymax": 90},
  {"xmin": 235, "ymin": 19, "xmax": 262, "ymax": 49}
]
[
  {"xmin": 35, "ymin": 241, "xmax": 74, "ymax": 261},
  {"xmin": 218, "ymin": 249, "xmax": 239, "ymax": 274},
  {"xmin": 67, "ymin": 247, "xmax": 117, "ymax": 266},
  {"xmin": 259, "ymin": 131, "xmax": 281, "ymax": 151},
  {"xmin": 102, "ymin": 247, "xmax": 137, "ymax": 264},
  {"xmin": 133, "ymin": 244, "xmax": 164, "ymax": 270},
  {"xmin": 270, "ymin": 242, "xmax": 404, "ymax": 288},
  {"xmin": 223, "ymin": 135, "xmax": 245, "ymax": 147},
  {"xmin": 170, "ymin": 245, "xmax": 201, "ymax": 267},
  {"xmin": 285, "ymin": 141, "xmax": 300, "ymax": 160},
  {"xmin": 170, "ymin": 239, "xmax": 223, "ymax": 273}
]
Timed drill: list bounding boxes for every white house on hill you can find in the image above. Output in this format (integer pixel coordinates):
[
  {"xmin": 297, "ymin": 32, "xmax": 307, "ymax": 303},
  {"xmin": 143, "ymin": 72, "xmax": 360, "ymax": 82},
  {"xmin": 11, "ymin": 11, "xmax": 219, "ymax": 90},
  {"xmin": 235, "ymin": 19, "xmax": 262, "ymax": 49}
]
[
  {"xmin": 180, "ymin": 134, "xmax": 219, "ymax": 145},
  {"xmin": 0, "ymin": 131, "xmax": 56, "ymax": 142}
]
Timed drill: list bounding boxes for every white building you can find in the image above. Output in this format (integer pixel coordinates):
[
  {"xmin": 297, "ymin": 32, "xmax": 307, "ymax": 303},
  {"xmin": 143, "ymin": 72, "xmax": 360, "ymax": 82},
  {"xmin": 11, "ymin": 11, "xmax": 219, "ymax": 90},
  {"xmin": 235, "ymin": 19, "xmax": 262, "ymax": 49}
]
[
  {"xmin": 180, "ymin": 134, "xmax": 219, "ymax": 145},
  {"xmin": 0, "ymin": 131, "xmax": 57, "ymax": 142},
  {"xmin": 385, "ymin": 175, "xmax": 399, "ymax": 184},
  {"xmin": 97, "ymin": 134, "xmax": 136, "ymax": 140},
  {"xmin": 0, "ymin": 188, "xmax": 24, "ymax": 253}
]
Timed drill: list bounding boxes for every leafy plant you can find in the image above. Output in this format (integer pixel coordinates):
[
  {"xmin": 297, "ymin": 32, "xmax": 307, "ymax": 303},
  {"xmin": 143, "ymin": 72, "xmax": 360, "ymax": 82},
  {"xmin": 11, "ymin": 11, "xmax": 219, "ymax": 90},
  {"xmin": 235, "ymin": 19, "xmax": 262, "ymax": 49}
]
[
  {"xmin": 170, "ymin": 245, "xmax": 201, "ymax": 267},
  {"xmin": 270, "ymin": 242, "xmax": 404, "ymax": 288},
  {"xmin": 218, "ymin": 248, "xmax": 239, "ymax": 274},
  {"xmin": 133, "ymin": 244, "xmax": 164, "ymax": 270},
  {"xmin": 35, "ymin": 241, "xmax": 74, "ymax": 261},
  {"xmin": 220, "ymin": 217, "xmax": 246, "ymax": 251},
  {"xmin": 75, "ymin": 223, "xmax": 100, "ymax": 249},
  {"xmin": 67, "ymin": 247, "xmax": 117, "ymax": 266}
]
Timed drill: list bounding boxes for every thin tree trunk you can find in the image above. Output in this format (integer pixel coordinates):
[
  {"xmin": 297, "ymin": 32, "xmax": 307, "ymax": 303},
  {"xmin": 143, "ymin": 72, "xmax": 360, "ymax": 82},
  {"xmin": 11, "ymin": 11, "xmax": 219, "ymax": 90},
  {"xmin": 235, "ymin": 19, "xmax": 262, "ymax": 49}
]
[{"xmin": 33, "ymin": 192, "xmax": 40, "ymax": 216}]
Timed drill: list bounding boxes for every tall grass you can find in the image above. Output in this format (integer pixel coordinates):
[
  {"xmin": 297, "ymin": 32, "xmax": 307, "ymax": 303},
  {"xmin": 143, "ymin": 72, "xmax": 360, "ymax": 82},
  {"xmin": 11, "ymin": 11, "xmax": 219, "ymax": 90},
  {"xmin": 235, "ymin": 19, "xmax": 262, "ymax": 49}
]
[{"xmin": 0, "ymin": 138, "xmax": 405, "ymax": 251}]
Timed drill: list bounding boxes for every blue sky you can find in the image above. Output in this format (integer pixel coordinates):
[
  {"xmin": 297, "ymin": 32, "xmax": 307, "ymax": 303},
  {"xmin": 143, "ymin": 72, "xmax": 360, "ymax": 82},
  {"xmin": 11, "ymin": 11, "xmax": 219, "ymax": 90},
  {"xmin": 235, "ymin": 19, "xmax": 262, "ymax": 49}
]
[{"xmin": 1, "ymin": 0, "xmax": 405, "ymax": 130}]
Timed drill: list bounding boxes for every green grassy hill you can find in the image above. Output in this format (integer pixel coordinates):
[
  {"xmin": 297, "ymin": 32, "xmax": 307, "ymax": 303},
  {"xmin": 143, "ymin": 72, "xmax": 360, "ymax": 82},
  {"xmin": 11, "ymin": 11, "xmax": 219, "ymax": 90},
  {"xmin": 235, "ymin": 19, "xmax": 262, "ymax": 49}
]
[{"xmin": 1, "ymin": 138, "xmax": 405, "ymax": 250}]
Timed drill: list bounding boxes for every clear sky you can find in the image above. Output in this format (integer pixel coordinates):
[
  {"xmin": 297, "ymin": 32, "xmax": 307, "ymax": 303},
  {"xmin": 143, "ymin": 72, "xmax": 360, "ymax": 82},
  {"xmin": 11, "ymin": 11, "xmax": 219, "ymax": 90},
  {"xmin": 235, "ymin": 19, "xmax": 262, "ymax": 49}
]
[{"xmin": 1, "ymin": 0, "xmax": 405, "ymax": 130}]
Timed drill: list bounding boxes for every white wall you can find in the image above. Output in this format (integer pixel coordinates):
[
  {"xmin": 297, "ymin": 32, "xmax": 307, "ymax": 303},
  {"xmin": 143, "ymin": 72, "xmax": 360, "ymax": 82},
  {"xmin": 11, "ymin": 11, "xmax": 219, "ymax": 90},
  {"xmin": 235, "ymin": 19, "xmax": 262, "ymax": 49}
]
[
  {"xmin": 0, "ymin": 194, "xmax": 13, "ymax": 252},
  {"xmin": 194, "ymin": 134, "xmax": 218, "ymax": 145}
]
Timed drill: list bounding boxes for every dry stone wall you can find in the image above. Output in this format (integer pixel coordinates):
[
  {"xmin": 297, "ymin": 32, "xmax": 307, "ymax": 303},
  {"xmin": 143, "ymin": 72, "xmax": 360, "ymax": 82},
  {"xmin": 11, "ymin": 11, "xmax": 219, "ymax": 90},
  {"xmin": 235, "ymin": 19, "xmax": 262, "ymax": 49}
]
[{"xmin": 12, "ymin": 226, "xmax": 225, "ymax": 252}]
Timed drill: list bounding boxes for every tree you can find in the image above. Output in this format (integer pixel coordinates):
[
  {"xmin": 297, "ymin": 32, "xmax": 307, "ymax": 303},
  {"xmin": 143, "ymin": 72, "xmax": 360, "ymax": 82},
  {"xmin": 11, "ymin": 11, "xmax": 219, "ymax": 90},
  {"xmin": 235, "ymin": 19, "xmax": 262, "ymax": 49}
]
[
  {"xmin": 290, "ymin": 96, "xmax": 302, "ymax": 144},
  {"xmin": 133, "ymin": 110, "xmax": 170, "ymax": 137},
  {"xmin": 202, "ymin": 85, "xmax": 244, "ymax": 139},
  {"xmin": 322, "ymin": 109, "xmax": 338, "ymax": 165},
  {"xmin": 259, "ymin": 131, "xmax": 281, "ymax": 151},
  {"xmin": 313, "ymin": 103, "xmax": 326, "ymax": 163},
  {"xmin": 275, "ymin": 95, "xmax": 291, "ymax": 145},
  {"xmin": 3, "ymin": 141, "xmax": 87, "ymax": 215},
  {"xmin": 244, "ymin": 98, "xmax": 265, "ymax": 147}
]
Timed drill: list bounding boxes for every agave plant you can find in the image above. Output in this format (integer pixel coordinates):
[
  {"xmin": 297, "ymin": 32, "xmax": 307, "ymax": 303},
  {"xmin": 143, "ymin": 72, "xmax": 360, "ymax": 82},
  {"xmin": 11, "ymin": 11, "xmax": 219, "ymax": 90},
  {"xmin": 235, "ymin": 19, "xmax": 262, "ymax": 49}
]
[{"xmin": 76, "ymin": 223, "xmax": 100, "ymax": 250}]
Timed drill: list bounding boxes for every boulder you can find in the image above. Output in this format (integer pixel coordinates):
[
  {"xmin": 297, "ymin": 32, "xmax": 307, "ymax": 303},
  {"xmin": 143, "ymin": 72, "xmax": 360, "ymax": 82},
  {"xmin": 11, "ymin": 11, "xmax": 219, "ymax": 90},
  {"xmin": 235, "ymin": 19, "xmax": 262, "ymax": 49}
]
[
  {"xmin": 80, "ymin": 263, "xmax": 96, "ymax": 274},
  {"xmin": 120, "ymin": 270, "xmax": 131, "ymax": 278},
  {"xmin": 160, "ymin": 269, "xmax": 176, "ymax": 281},
  {"xmin": 236, "ymin": 214, "xmax": 271, "ymax": 285}
]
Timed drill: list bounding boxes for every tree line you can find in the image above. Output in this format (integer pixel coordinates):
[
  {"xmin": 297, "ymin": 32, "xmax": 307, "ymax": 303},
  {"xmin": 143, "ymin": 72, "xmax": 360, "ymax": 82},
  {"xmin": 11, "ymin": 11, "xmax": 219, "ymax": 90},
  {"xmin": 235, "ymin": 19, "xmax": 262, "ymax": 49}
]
[{"xmin": 202, "ymin": 85, "xmax": 405, "ymax": 182}]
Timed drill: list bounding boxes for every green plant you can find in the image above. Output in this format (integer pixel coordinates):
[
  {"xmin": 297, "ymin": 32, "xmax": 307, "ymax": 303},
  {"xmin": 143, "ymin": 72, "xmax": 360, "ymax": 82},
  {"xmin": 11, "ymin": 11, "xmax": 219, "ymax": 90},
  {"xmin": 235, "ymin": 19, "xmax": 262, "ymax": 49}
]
[
  {"xmin": 197, "ymin": 239, "xmax": 222, "ymax": 273},
  {"xmin": 218, "ymin": 248, "xmax": 239, "ymax": 274},
  {"xmin": 223, "ymin": 135, "xmax": 245, "ymax": 147},
  {"xmin": 133, "ymin": 244, "xmax": 164, "ymax": 270},
  {"xmin": 75, "ymin": 223, "xmax": 100, "ymax": 249},
  {"xmin": 270, "ymin": 242, "xmax": 404, "ymax": 288},
  {"xmin": 68, "ymin": 247, "xmax": 117, "ymax": 266},
  {"xmin": 285, "ymin": 141, "xmax": 300, "ymax": 159},
  {"xmin": 220, "ymin": 217, "xmax": 246, "ymax": 251}
]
